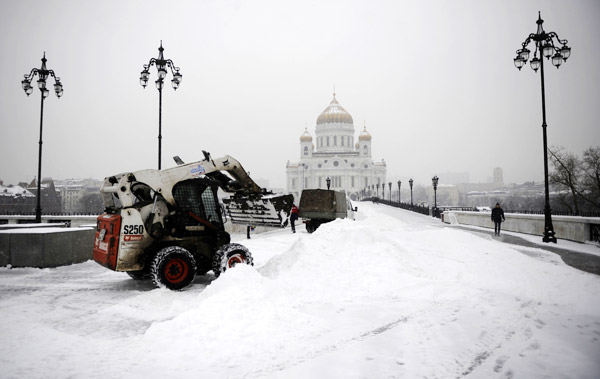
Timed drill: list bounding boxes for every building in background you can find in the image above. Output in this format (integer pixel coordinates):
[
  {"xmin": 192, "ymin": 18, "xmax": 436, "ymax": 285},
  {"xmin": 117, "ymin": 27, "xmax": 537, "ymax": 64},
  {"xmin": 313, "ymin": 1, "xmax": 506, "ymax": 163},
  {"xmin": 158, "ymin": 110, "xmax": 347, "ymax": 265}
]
[
  {"xmin": 286, "ymin": 93, "xmax": 386, "ymax": 201},
  {"xmin": 26, "ymin": 177, "xmax": 62, "ymax": 214},
  {"xmin": 55, "ymin": 178, "xmax": 103, "ymax": 213},
  {"xmin": 427, "ymin": 184, "xmax": 460, "ymax": 207},
  {"xmin": 0, "ymin": 180, "xmax": 36, "ymax": 214},
  {"xmin": 493, "ymin": 167, "xmax": 504, "ymax": 187}
]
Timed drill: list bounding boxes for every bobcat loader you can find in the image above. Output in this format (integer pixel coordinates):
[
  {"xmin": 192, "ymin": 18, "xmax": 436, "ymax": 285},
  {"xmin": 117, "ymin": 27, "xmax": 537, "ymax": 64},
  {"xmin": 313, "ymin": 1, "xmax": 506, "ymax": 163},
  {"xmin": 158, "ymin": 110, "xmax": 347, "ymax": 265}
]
[{"xmin": 93, "ymin": 152, "xmax": 293, "ymax": 290}]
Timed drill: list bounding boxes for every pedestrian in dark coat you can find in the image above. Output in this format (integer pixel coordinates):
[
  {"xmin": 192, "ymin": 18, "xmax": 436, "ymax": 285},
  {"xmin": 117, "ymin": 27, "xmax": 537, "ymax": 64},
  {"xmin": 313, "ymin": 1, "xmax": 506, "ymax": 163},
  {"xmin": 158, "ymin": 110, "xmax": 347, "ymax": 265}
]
[
  {"xmin": 491, "ymin": 202, "xmax": 505, "ymax": 236},
  {"xmin": 290, "ymin": 205, "xmax": 299, "ymax": 233}
]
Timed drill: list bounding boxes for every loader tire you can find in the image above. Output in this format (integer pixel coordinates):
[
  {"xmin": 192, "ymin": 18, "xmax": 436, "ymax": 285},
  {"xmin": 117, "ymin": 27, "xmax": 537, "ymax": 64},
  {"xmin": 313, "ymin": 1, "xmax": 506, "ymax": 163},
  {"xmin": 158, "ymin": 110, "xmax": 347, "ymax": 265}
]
[
  {"xmin": 151, "ymin": 246, "xmax": 196, "ymax": 290},
  {"xmin": 212, "ymin": 243, "xmax": 254, "ymax": 278}
]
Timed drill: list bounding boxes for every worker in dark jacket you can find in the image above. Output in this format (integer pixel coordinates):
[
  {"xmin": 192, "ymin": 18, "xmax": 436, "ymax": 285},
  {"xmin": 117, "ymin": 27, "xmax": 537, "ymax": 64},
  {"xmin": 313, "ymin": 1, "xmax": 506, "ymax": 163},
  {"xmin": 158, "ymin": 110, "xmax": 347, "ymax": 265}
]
[
  {"xmin": 491, "ymin": 203, "xmax": 505, "ymax": 236},
  {"xmin": 290, "ymin": 205, "xmax": 299, "ymax": 233}
]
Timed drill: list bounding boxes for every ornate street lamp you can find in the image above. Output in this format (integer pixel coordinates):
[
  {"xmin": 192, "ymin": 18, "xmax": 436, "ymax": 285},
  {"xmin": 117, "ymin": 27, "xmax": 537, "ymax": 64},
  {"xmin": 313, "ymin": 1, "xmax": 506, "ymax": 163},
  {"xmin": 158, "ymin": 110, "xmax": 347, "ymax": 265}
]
[
  {"xmin": 376, "ymin": 183, "xmax": 380, "ymax": 198},
  {"xmin": 397, "ymin": 180, "xmax": 401, "ymax": 204},
  {"xmin": 514, "ymin": 12, "xmax": 570, "ymax": 243},
  {"xmin": 382, "ymin": 183, "xmax": 385, "ymax": 199},
  {"xmin": 21, "ymin": 52, "xmax": 63, "ymax": 223},
  {"xmin": 409, "ymin": 178, "xmax": 414, "ymax": 207},
  {"xmin": 432, "ymin": 176, "xmax": 439, "ymax": 217},
  {"xmin": 388, "ymin": 182, "xmax": 392, "ymax": 202},
  {"xmin": 326, "ymin": 177, "xmax": 331, "ymax": 190},
  {"xmin": 140, "ymin": 41, "xmax": 182, "ymax": 170}
]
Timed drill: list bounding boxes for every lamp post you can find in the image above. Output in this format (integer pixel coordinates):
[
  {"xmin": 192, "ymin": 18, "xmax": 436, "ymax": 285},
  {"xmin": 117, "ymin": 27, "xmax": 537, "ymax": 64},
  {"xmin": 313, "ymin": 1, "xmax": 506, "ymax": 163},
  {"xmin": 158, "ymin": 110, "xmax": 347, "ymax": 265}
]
[
  {"xmin": 382, "ymin": 183, "xmax": 385, "ymax": 200},
  {"xmin": 388, "ymin": 182, "xmax": 392, "ymax": 202},
  {"xmin": 397, "ymin": 180, "xmax": 401, "ymax": 204},
  {"xmin": 21, "ymin": 53, "xmax": 63, "ymax": 223},
  {"xmin": 409, "ymin": 178, "xmax": 414, "ymax": 207},
  {"xmin": 140, "ymin": 41, "xmax": 182, "ymax": 170},
  {"xmin": 376, "ymin": 183, "xmax": 380, "ymax": 198},
  {"xmin": 514, "ymin": 13, "xmax": 570, "ymax": 243},
  {"xmin": 326, "ymin": 177, "xmax": 331, "ymax": 190},
  {"xmin": 432, "ymin": 175, "xmax": 439, "ymax": 217}
]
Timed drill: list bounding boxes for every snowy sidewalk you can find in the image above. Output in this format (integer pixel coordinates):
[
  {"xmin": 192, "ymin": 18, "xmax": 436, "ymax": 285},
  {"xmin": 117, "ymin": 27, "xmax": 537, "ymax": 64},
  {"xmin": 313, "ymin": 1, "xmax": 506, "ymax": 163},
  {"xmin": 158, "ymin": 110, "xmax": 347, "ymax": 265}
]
[{"xmin": 449, "ymin": 223, "xmax": 600, "ymax": 276}]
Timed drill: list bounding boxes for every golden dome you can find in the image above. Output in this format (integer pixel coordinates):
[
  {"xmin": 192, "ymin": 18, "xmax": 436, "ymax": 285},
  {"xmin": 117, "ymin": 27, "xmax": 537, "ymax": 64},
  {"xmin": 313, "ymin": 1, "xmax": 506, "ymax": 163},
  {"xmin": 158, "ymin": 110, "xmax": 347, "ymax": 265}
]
[
  {"xmin": 316, "ymin": 94, "xmax": 353, "ymax": 125},
  {"xmin": 359, "ymin": 125, "xmax": 372, "ymax": 141},
  {"xmin": 300, "ymin": 128, "xmax": 313, "ymax": 142}
]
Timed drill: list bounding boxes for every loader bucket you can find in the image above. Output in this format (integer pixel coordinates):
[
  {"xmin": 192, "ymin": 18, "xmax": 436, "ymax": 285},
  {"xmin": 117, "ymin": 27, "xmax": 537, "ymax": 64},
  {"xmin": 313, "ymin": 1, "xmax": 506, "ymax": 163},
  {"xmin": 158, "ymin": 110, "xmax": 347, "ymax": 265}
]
[{"xmin": 223, "ymin": 194, "xmax": 294, "ymax": 228}]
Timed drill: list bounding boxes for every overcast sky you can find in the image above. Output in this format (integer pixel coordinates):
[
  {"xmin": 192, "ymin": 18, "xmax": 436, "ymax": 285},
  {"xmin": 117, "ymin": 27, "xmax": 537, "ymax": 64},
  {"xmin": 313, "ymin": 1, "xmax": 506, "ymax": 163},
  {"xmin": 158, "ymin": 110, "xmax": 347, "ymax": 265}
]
[{"xmin": 1, "ymin": 0, "xmax": 598, "ymax": 190}]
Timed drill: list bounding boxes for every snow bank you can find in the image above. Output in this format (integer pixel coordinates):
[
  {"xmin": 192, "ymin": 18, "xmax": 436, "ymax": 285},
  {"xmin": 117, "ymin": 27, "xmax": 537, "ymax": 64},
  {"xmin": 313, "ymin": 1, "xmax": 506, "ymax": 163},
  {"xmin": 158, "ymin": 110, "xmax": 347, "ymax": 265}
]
[{"xmin": 1, "ymin": 203, "xmax": 599, "ymax": 379}]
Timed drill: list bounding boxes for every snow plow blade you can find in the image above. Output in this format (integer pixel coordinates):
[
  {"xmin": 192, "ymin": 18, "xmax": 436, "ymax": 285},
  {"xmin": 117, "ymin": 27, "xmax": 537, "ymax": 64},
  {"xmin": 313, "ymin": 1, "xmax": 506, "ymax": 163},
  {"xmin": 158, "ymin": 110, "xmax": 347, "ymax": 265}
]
[{"xmin": 223, "ymin": 194, "xmax": 294, "ymax": 228}]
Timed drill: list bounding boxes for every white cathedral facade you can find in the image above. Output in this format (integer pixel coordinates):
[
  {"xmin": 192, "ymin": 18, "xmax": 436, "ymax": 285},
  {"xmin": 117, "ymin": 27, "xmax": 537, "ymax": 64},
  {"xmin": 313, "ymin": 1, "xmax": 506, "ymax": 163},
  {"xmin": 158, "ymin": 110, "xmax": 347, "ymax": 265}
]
[{"xmin": 286, "ymin": 93, "xmax": 387, "ymax": 201}]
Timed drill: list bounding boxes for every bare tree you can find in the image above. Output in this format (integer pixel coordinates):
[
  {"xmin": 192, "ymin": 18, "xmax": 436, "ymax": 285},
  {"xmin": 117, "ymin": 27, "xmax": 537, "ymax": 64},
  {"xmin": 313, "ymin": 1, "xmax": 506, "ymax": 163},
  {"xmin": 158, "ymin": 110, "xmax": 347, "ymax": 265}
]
[
  {"xmin": 548, "ymin": 146, "xmax": 582, "ymax": 215},
  {"xmin": 580, "ymin": 146, "xmax": 600, "ymax": 209}
]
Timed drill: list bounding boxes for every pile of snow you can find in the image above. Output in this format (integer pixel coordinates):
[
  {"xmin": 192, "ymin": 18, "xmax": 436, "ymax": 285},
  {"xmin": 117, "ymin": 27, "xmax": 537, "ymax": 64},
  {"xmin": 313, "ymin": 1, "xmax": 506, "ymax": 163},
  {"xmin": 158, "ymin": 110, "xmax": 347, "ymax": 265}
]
[{"xmin": 0, "ymin": 203, "xmax": 599, "ymax": 378}]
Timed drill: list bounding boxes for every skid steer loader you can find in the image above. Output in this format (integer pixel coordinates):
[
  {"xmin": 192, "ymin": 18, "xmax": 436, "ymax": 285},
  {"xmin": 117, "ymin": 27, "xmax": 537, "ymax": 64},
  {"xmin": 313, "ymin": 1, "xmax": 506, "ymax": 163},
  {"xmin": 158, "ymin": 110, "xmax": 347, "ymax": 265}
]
[{"xmin": 93, "ymin": 152, "xmax": 293, "ymax": 290}]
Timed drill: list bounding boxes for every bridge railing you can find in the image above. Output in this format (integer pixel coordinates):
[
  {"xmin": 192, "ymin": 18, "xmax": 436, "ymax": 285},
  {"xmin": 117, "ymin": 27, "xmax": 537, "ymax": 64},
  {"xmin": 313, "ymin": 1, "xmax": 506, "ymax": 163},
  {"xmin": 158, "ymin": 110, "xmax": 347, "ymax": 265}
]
[
  {"xmin": 0, "ymin": 211, "xmax": 101, "ymax": 216},
  {"xmin": 362, "ymin": 197, "xmax": 431, "ymax": 216}
]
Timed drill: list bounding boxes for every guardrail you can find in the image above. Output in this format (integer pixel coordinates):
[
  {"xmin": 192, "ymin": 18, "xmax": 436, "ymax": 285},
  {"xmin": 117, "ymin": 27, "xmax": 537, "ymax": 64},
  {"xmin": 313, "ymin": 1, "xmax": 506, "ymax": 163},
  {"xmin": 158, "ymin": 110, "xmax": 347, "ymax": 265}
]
[
  {"xmin": 0, "ymin": 211, "xmax": 101, "ymax": 216},
  {"xmin": 362, "ymin": 198, "xmax": 431, "ymax": 216},
  {"xmin": 503, "ymin": 210, "xmax": 600, "ymax": 217},
  {"xmin": 0, "ymin": 214, "xmax": 98, "ymax": 227},
  {"xmin": 442, "ymin": 210, "xmax": 600, "ymax": 243}
]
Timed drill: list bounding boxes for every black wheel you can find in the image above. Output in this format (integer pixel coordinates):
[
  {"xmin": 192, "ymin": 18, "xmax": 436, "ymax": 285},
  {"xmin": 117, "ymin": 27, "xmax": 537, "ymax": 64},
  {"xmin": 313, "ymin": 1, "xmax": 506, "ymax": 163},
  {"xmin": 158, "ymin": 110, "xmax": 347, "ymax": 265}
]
[
  {"xmin": 151, "ymin": 246, "xmax": 197, "ymax": 290},
  {"xmin": 126, "ymin": 269, "xmax": 152, "ymax": 280},
  {"xmin": 212, "ymin": 243, "xmax": 254, "ymax": 278},
  {"xmin": 306, "ymin": 220, "xmax": 321, "ymax": 233},
  {"xmin": 306, "ymin": 222, "xmax": 314, "ymax": 233}
]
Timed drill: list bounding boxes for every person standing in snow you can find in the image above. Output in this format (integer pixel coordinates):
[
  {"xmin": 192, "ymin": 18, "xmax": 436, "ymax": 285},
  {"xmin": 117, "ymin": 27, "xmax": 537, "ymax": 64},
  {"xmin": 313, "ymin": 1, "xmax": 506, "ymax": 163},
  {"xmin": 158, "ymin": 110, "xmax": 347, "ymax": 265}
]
[
  {"xmin": 290, "ymin": 204, "xmax": 299, "ymax": 233},
  {"xmin": 491, "ymin": 202, "xmax": 505, "ymax": 236}
]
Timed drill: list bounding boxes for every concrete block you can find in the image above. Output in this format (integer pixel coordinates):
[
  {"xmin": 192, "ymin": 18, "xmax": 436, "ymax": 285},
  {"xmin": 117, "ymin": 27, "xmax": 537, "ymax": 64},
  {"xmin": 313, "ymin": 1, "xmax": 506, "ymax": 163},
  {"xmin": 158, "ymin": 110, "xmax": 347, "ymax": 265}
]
[
  {"xmin": 72, "ymin": 228, "xmax": 95, "ymax": 263},
  {"xmin": 0, "ymin": 234, "xmax": 9, "ymax": 266},
  {"xmin": 43, "ymin": 231, "xmax": 73, "ymax": 268},
  {"xmin": 11, "ymin": 234, "xmax": 44, "ymax": 268}
]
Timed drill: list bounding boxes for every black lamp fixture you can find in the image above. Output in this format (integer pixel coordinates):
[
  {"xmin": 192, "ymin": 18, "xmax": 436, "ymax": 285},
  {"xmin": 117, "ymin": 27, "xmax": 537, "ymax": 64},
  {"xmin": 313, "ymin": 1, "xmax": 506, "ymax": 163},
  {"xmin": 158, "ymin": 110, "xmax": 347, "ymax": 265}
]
[
  {"xmin": 22, "ymin": 52, "xmax": 63, "ymax": 223},
  {"xmin": 140, "ymin": 41, "xmax": 182, "ymax": 170},
  {"xmin": 432, "ymin": 175, "xmax": 439, "ymax": 217},
  {"xmin": 388, "ymin": 182, "xmax": 392, "ymax": 202},
  {"xmin": 409, "ymin": 178, "xmax": 414, "ymax": 207},
  {"xmin": 397, "ymin": 180, "xmax": 401, "ymax": 203},
  {"xmin": 514, "ymin": 12, "xmax": 570, "ymax": 243}
]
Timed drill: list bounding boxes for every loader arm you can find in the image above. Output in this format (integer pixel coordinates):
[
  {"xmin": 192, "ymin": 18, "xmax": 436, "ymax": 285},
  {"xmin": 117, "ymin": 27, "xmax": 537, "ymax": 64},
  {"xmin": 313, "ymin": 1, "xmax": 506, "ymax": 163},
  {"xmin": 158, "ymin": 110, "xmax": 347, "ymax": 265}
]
[
  {"xmin": 100, "ymin": 155, "xmax": 261, "ymax": 208},
  {"xmin": 99, "ymin": 153, "xmax": 293, "ymax": 228}
]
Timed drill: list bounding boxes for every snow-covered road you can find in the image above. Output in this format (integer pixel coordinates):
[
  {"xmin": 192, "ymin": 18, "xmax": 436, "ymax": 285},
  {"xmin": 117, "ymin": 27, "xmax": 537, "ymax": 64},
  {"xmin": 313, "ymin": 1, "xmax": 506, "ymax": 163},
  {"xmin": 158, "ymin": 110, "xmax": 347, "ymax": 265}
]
[{"xmin": 1, "ymin": 203, "xmax": 599, "ymax": 379}]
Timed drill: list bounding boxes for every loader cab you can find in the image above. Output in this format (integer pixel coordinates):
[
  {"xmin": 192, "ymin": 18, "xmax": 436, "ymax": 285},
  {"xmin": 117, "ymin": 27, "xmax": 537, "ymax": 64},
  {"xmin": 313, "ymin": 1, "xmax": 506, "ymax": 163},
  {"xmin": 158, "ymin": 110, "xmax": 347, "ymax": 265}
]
[{"xmin": 171, "ymin": 178, "xmax": 226, "ymax": 235}]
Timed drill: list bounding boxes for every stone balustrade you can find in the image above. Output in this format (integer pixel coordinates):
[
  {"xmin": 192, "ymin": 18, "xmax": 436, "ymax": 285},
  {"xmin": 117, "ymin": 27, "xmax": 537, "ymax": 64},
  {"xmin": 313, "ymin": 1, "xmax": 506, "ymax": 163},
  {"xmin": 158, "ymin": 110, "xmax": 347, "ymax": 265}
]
[{"xmin": 442, "ymin": 211, "xmax": 600, "ymax": 243}]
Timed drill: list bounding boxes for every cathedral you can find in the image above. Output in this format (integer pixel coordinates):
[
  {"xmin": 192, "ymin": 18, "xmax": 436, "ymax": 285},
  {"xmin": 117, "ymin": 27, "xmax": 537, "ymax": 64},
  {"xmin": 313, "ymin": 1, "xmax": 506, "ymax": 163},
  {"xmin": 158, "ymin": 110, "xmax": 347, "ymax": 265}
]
[{"xmin": 286, "ymin": 93, "xmax": 387, "ymax": 201}]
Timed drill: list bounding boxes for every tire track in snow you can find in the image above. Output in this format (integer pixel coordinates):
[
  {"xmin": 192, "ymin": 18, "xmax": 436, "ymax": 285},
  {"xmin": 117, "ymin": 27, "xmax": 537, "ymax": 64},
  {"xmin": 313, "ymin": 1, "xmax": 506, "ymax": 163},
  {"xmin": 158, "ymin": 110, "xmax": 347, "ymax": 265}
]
[
  {"xmin": 455, "ymin": 296, "xmax": 541, "ymax": 378},
  {"xmin": 239, "ymin": 285, "xmax": 457, "ymax": 379}
]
